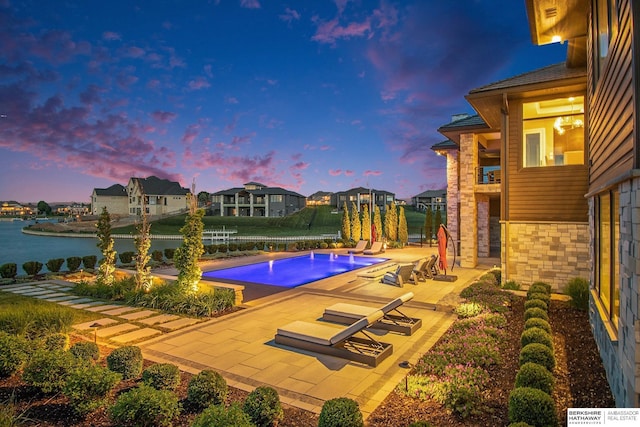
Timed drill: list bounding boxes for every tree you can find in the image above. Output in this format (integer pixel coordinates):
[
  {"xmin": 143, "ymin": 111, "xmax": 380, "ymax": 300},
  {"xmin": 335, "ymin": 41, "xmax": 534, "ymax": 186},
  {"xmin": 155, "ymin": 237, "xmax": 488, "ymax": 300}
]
[
  {"xmin": 174, "ymin": 188, "xmax": 205, "ymax": 293},
  {"xmin": 134, "ymin": 195, "xmax": 152, "ymax": 292},
  {"xmin": 341, "ymin": 202, "xmax": 351, "ymax": 241},
  {"xmin": 95, "ymin": 207, "xmax": 117, "ymax": 285},
  {"xmin": 37, "ymin": 200, "xmax": 52, "ymax": 216},
  {"xmin": 398, "ymin": 206, "xmax": 408, "ymax": 247},
  {"xmin": 361, "ymin": 203, "xmax": 371, "ymax": 242},
  {"xmin": 424, "ymin": 206, "xmax": 433, "ymax": 246},
  {"xmin": 350, "ymin": 202, "xmax": 361, "ymax": 242},
  {"xmin": 373, "ymin": 205, "xmax": 383, "ymax": 243},
  {"xmin": 435, "ymin": 206, "xmax": 443, "ymax": 229},
  {"xmin": 384, "ymin": 202, "xmax": 398, "ymax": 242},
  {"xmin": 197, "ymin": 191, "xmax": 210, "ymax": 208}
]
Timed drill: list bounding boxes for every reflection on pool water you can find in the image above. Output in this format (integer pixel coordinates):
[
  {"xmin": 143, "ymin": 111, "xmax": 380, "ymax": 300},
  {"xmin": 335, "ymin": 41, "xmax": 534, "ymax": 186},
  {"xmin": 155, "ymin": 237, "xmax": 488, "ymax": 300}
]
[{"xmin": 202, "ymin": 252, "xmax": 388, "ymax": 288}]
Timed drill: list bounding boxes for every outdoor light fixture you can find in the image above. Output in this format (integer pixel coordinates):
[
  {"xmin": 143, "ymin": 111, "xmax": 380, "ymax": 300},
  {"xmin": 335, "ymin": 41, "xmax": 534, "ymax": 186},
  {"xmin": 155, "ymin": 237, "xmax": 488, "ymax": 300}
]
[{"xmin": 551, "ymin": 35, "xmax": 562, "ymax": 43}]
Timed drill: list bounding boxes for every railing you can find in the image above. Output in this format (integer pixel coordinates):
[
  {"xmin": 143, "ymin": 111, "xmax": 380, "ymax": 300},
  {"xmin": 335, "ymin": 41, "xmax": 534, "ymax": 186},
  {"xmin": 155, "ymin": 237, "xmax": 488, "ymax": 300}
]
[{"xmin": 476, "ymin": 166, "xmax": 501, "ymax": 185}]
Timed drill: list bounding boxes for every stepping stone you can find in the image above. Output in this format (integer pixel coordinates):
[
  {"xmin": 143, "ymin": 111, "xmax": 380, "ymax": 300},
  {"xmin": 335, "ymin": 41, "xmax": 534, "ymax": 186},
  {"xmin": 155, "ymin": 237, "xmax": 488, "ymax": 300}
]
[
  {"xmin": 111, "ymin": 328, "xmax": 162, "ymax": 343},
  {"xmin": 58, "ymin": 298, "xmax": 95, "ymax": 306},
  {"xmin": 85, "ymin": 304, "xmax": 121, "ymax": 312},
  {"xmin": 70, "ymin": 301, "xmax": 108, "ymax": 309},
  {"xmin": 35, "ymin": 292, "xmax": 68, "ymax": 299},
  {"xmin": 45, "ymin": 295, "xmax": 84, "ymax": 302},
  {"xmin": 139, "ymin": 314, "xmax": 181, "ymax": 325},
  {"xmin": 73, "ymin": 318, "xmax": 119, "ymax": 330},
  {"xmin": 0, "ymin": 284, "xmax": 33, "ymax": 291},
  {"xmin": 56, "ymin": 287, "xmax": 74, "ymax": 291},
  {"xmin": 157, "ymin": 317, "xmax": 200, "ymax": 331},
  {"xmin": 96, "ymin": 323, "xmax": 139, "ymax": 338},
  {"xmin": 39, "ymin": 283, "xmax": 61, "ymax": 288},
  {"xmin": 119, "ymin": 310, "xmax": 157, "ymax": 320},
  {"xmin": 18, "ymin": 289, "xmax": 53, "ymax": 296},
  {"xmin": 100, "ymin": 306, "xmax": 140, "ymax": 316}
]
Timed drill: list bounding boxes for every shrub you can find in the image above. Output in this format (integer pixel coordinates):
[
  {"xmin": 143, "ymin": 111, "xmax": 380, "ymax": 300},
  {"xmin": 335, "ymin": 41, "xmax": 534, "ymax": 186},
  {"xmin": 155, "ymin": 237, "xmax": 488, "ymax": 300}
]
[
  {"xmin": 119, "ymin": 251, "xmax": 135, "ymax": 264},
  {"xmin": 524, "ymin": 307, "xmax": 549, "ymax": 322},
  {"xmin": 454, "ymin": 302, "xmax": 484, "ymax": 319},
  {"xmin": 524, "ymin": 318, "xmax": 552, "ymax": 335},
  {"xmin": 69, "ymin": 341, "xmax": 100, "ymax": 363},
  {"xmin": 527, "ymin": 292, "xmax": 550, "ymax": 306},
  {"xmin": 106, "ymin": 346, "xmax": 143, "ymax": 380},
  {"xmin": 191, "ymin": 403, "xmax": 253, "ymax": 427},
  {"xmin": 520, "ymin": 343, "xmax": 556, "ymax": 372},
  {"xmin": 0, "ymin": 332, "xmax": 29, "ymax": 378},
  {"xmin": 502, "ymin": 280, "xmax": 521, "ymax": 290},
  {"xmin": 508, "ymin": 387, "xmax": 557, "ymax": 427},
  {"xmin": 164, "ymin": 248, "xmax": 175, "ymax": 259},
  {"xmin": 66, "ymin": 256, "xmax": 82, "ymax": 272},
  {"xmin": 109, "ymin": 384, "xmax": 180, "ymax": 427},
  {"xmin": 436, "ymin": 365, "xmax": 489, "ymax": 418},
  {"xmin": 524, "ymin": 299, "xmax": 547, "ymax": 312},
  {"xmin": 186, "ymin": 369, "xmax": 228, "ymax": 409},
  {"xmin": 565, "ymin": 277, "xmax": 589, "ymax": 310},
  {"xmin": 82, "ymin": 255, "xmax": 97, "ymax": 270},
  {"xmin": 152, "ymin": 250, "xmax": 164, "ymax": 262},
  {"xmin": 0, "ymin": 304, "xmax": 74, "ymax": 338},
  {"xmin": 243, "ymin": 386, "xmax": 284, "ymax": 427},
  {"xmin": 530, "ymin": 281, "xmax": 551, "ymax": 294},
  {"xmin": 142, "ymin": 363, "xmax": 181, "ymax": 391},
  {"xmin": 318, "ymin": 397, "xmax": 363, "ymax": 427},
  {"xmin": 521, "ymin": 327, "xmax": 553, "ymax": 351},
  {"xmin": 43, "ymin": 332, "xmax": 70, "ymax": 351},
  {"xmin": 508, "ymin": 423, "xmax": 533, "ymax": 427},
  {"xmin": 515, "ymin": 362, "xmax": 555, "ymax": 394},
  {"xmin": 45, "ymin": 258, "xmax": 65, "ymax": 273},
  {"xmin": 478, "ymin": 273, "xmax": 498, "ymax": 286},
  {"xmin": 63, "ymin": 364, "xmax": 121, "ymax": 415},
  {"xmin": 22, "ymin": 261, "xmax": 43, "ymax": 276},
  {"xmin": 0, "ymin": 263, "xmax": 17, "ymax": 279},
  {"xmin": 22, "ymin": 349, "xmax": 78, "ymax": 393}
]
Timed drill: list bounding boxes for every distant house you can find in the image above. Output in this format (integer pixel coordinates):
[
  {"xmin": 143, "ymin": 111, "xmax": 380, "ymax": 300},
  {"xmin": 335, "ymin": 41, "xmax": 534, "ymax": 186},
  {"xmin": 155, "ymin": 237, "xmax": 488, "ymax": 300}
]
[
  {"xmin": 127, "ymin": 176, "xmax": 190, "ymax": 216},
  {"xmin": 210, "ymin": 182, "xmax": 306, "ymax": 217},
  {"xmin": 56, "ymin": 204, "xmax": 90, "ymax": 217},
  {"xmin": 0, "ymin": 201, "xmax": 34, "ymax": 216},
  {"xmin": 330, "ymin": 187, "xmax": 395, "ymax": 212},
  {"xmin": 411, "ymin": 190, "xmax": 446, "ymax": 212},
  {"xmin": 91, "ymin": 184, "xmax": 128, "ymax": 216},
  {"xmin": 306, "ymin": 191, "xmax": 332, "ymax": 206}
]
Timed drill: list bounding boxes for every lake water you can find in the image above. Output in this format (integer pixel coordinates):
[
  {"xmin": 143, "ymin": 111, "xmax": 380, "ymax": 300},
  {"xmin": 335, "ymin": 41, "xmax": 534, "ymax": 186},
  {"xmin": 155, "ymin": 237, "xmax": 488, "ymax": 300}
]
[{"xmin": 0, "ymin": 219, "xmax": 181, "ymax": 274}]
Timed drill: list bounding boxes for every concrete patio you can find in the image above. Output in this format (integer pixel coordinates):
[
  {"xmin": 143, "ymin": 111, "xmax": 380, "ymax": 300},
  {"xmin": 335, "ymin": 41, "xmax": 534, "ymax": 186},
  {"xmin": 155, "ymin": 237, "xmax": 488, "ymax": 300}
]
[{"xmin": 142, "ymin": 245, "xmax": 497, "ymax": 419}]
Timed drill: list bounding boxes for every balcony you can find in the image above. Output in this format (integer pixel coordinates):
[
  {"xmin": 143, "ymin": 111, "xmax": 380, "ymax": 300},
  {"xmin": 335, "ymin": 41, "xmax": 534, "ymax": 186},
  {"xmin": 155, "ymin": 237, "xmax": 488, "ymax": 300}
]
[{"xmin": 475, "ymin": 166, "xmax": 501, "ymax": 194}]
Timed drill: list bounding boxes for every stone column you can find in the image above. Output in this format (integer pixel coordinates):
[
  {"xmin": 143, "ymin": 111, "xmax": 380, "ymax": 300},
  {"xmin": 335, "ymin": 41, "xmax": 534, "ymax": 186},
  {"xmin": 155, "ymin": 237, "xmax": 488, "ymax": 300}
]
[
  {"xmin": 446, "ymin": 150, "xmax": 459, "ymax": 250},
  {"xmin": 477, "ymin": 195, "xmax": 490, "ymax": 257},
  {"xmin": 459, "ymin": 133, "xmax": 478, "ymax": 268},
  {"xmin": 234, "ymin": 192, "xmax": 239, "ymax": 217}
]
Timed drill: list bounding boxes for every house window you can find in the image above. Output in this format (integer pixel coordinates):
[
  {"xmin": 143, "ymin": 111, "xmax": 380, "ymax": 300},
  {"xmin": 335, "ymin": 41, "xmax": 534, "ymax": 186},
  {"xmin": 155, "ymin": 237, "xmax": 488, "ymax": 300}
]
[
  {"xmin": 595, "ymin": 190, "xmax": 620, "ymax": 331},
  {"xmin": 269, "ymin": 195, "xmax": 283, "ymax": 203},
  {"xmin": 522, "ymin": 96, "xmax": 585, "ymax": 167},
  {"xmin": 592, "ymin": 0, "xmax": 619, "ymax": 84}
]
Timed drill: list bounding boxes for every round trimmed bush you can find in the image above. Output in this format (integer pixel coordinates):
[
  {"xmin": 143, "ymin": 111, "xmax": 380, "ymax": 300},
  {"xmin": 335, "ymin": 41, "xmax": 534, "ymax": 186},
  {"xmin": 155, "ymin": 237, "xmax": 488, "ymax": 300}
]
[
  {"xmin": 508, "ymin": 387, "xmax": 557, "ymax": 426},
  {"xmin": 478, "ymin": 272, "xmax": 498, "ymax": 286},
  {"xmin": 109, "ymin": 384, "xmax": 180, "ymax": 427},
  {"xmin": 243, "ymin": 386, "xmax": 284, "ymax": 427},
  {"xmin": 0, "ymin": 332, "xmax": 29, "ymax": 378},
  {"xmin": 106, "ymin": 345, "xmax": 143, "ymax": 380},
  {"xmin": 186, "ymin": 369, "xmax": 228, "ymax": 409},
  {"xmin": 519, "ymin": 343, "xmax": 556, "ymax": 371},
  {"xmin": 191, "ymin": 403, "xmax": 253, "ymax": 427},
  {"xmin": 524, "ymin": 307, "xmax": 549, "ymax": 322},
  {"xmin": 524, "ymin": 318, "xmax": 552, "ymax": 334},
  {"xmin": 527, "ymin": 292, "xmax": 550, "ymax": 306},
  {"xmin": 43, "ymin": 332, "xmax": 70, "ymax": 351},
  {"xmin": 22, "ymin": 349, "xmax": 78, "ymax": 393},
  {"xmin": 318, "ymin": 397, "xmax": 363, "ymax": 427},
  {"xmin": 142, "ymin": 363, "xmax": 181, "ymax": 391},
  {"xmin": 565, "ymin": 277, "xmax": 589, "ymax": 310},
  {"xmin": 515, "ymin": 362, "xmax": 555, "ymax": 394},
  {"xmin": 69, "ymin": 341, "xmax": 100, "ymax": 363},
  {"xmin": 524, "ymin": 299, "xmax": 547, "ymax": 312},
  {"xmin": 0, "ymin": 262, "xmax": 17, "ymax": 279},
  {"xmin": 520, "ymin": 327, "xmax": 553, "ymax": 351},
  {"xmin": 63, "ymin": 364, "xmax": 122, "ymax": 415},
  {"xmin": 530, "ymin": 281, "xmax": 551, "ymax": 294}
]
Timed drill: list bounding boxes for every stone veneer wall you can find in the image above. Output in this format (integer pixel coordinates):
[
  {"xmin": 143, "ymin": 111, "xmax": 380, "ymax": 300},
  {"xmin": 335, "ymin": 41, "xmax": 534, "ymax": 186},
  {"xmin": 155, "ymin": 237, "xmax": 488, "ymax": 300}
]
[
  {"xmin": 589, "ymin": 177, "xmax": 640, "ymax": 407},
  {"xmin": 446, "ymin": 150, "xmax": 459, "ymax": 249},
  {"xmin": 459, "ymin": 133, "xmax": 477, "ymax": 268},
  {"xmin": 502, "ymin": 221, "xmax": 590, "ymax": 290}
]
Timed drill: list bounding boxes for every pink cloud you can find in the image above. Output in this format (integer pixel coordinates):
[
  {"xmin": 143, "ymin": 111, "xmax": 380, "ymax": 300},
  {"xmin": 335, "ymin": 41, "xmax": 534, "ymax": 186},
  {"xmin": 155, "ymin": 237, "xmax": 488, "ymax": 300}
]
[
  {"xmin": 279, "ymin": 7, "xmax": 300, "ymax": 23},
  {"xmin": 188, "ymin": 77, "xmax": 210, "ymax": 90},
  {"xmin": 363, "ymin": 170, "xmax": 382, "ymax": 176},
  {"xmin": 344, "ymin": 170, "xmax": 354, "ymax": 176},
  {"xmin": 240, "ymin": 0, "xmax": 260, "ymax": 9},
  {"xmin": 329, "ymin": 169, "xmax": 342, "ymax": 176},
  {"xmin": 151, "ymin": 111, "xmax": 177, "ymax": 123},
  {"xmin": 312, "ymin": 18, "xmax": 371, "ymax": 45},
  {"xmin": 124, "ymin": 46, "xmax": 145, "ymax": 58},
  {"xmin": 102, "ymin": 31, "xmax": 121, "ymax": 41},
  {"xmin": 226, "ymin": 96, "xmax": 239, "ymax": 104}
]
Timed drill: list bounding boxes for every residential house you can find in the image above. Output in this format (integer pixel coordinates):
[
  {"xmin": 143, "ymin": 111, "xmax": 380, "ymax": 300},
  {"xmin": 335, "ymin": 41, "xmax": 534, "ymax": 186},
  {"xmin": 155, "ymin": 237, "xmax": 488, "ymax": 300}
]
[
  {"xmin": 0, "ymin": 201, "xmax": 34, "ymax": 217},
  {"xmin": 306, "ymin": 191, "xmax": 332, "ymax": 206},
  {"xmin": 91, "ymin": 184, "xmax": 128, "ymax": 216},
  {"xmin": 411, "ymin": 189, "xmax": 447, "ymax": 213},
  {"xmin": 330, "ymin": 187, "xmax": 395, "ymax": 212},
  {"xmin": 127, "ymin": 176, "xmax": 189, "ymax": 216},
  {"xmin": 526, "ymin": 0, "xmax": 639, "ymax": 408},
  {"xmin": 210, "ymin": 182, "xmax": 306, "ymax": 217},
  {"xmin": 56, "ymin": 204, "xmax": 90, "ymax": 217}
]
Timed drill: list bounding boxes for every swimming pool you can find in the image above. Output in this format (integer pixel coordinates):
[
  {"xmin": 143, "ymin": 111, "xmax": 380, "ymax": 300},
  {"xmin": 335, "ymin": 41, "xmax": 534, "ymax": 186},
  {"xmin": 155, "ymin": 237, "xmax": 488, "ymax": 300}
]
[{"xmin": 202, "ymin": 252, "xmax": 388, "ymax": 288}]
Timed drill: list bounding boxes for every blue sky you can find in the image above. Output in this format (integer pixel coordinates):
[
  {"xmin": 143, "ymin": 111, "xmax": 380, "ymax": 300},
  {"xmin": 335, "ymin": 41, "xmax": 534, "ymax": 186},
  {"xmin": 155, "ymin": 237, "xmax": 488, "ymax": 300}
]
[{"xmin": 0, "ymin": 0, "xmax": 567, "ymax": 203}]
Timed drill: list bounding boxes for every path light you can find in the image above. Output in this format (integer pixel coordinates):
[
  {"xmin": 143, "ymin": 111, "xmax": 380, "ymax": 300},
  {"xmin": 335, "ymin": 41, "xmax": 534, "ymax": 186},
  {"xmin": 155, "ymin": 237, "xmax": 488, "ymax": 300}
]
[
  {"xmin": 90, "ymin": 322, "xmax": 101, "ymax": 343},
  {"xmin": 399, "ymin": 360, "xmax": 413, "ymax": 391}
]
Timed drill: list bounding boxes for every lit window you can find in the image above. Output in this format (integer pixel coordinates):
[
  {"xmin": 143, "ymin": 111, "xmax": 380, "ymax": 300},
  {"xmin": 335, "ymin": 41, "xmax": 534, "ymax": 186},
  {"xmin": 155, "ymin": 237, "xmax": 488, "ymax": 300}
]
[
  {"xmin": 596, "ymin": 190, "xmax": 620, "ymax": 330},
  {"xmin": 522, "ymin": 96, "xmax": 585, "ymax": 167}
]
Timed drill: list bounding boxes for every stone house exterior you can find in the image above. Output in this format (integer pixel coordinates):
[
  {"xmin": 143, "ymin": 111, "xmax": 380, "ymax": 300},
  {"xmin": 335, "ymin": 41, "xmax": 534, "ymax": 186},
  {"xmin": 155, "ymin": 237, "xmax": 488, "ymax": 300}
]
[
  {"xmin": 526, "ymin": 0, "xmax": 640, "ymax": 408},
  {"xmin": 210, "ymin": 182, "xmax": 306, "ymax": 217},
  {"xmin": 330, "ymin": 187, "xmax": 395, "ymax": 212},
  {"xmin": 411, "ymin": 190, "xmax": 447, "ymax": 213},
  {"xmin": 91, "ymin": 184, "xmax": 128, "ymax": 216},
  {"xmin": 127, "ymin": 176, "xmax": 189, "ymax": 216}
]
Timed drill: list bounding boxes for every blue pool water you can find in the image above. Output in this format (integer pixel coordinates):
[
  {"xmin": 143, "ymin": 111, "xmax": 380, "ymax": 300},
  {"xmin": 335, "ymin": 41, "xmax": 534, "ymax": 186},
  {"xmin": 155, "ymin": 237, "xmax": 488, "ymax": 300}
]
[{"xmin": 202, "ymin": 252, "xmax": 388, "ymax": 288}]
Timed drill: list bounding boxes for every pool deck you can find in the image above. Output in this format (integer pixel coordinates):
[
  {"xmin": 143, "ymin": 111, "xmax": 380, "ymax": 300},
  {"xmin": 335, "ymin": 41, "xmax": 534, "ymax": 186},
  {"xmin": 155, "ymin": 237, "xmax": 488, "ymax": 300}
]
[{"xmin": 143, "ymin": 246, "xmax": 498, "ymax": 419}]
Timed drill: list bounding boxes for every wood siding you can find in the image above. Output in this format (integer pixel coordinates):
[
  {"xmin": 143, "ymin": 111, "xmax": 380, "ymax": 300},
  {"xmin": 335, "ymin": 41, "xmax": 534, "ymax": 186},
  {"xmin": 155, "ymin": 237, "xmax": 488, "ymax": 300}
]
[
  {"xmin": 588, "ymin": 0, "xmax": 635, "ymax": 190},
  {"xmin": 506, "ymin": 99, "xmax": 589, "ymax": 222}
]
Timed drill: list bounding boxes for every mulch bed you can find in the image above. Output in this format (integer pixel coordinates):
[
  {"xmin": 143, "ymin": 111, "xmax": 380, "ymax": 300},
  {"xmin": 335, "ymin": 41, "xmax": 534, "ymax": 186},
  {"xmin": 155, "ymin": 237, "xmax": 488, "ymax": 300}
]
[{"xmin": 0, "ymin": 297, "xmax": 614, "ymax": 426}]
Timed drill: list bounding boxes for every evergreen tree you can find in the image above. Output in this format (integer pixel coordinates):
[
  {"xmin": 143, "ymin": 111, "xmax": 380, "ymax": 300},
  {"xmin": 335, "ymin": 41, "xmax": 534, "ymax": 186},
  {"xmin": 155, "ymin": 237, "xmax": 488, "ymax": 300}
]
[
  {"xmin": 175, "ymin": 189, "xmax": 205, "ymax": 293},
  {"xmin": 398, "ymin": 206, "xmax": 408, "ymax": 247},
  {"xmin": 95, "ymin": 207, "xmax": 117, "ymax": 285},
  {"xmin": 435, "ymin": 206, "xmax": 443, "ymax": 229},
  {"xmin": 134, "ymin": 196, "xmax": 152, "ymax": 292},
  {"xmin": 385, "ymin": 202, "xmax": 398, "ymax": 242},
  {"xmin": 373, "ymin": 205, "xmax": 383, "ymax": 243},
  {"xmin": 341, "ymin": 202, "xmax": 351, "ymax": 241},
  {"xmin": 361, "ymin": 203, "xmax": 371, "ymax": 242},
  {"xmin": 350, "ymin": 202, "xmax": 361, "ymax": 242},
  {"xmin": 424, "ymin": 206, "xmax": 433, "ymax": 246}
]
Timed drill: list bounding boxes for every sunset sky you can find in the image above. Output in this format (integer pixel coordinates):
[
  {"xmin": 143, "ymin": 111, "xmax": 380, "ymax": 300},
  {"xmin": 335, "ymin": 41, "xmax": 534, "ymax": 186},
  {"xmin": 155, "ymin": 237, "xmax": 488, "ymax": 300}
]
[{"xmin": 0, "ymin": 0, "xmax": 566, "ymax": 203}]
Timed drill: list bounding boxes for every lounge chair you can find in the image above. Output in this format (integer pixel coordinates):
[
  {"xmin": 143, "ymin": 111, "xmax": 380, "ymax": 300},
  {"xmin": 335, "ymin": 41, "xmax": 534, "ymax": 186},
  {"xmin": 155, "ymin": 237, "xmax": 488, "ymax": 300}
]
[
  {"xmin": 275, "ymin": 310, "xmax": 393, "ymax": 367},
  {"xmin": 381, "ymin": 264, "xmax": 415, "ymax": 287},
  {"xmin": 363, "ymin": 241, "xmax": 383, "ymax": 255},
  {"xmin": 412, "ymin": 258, "xmax": 428, "ymax": 281},
  {"xmin": 415, "ymin": 255, "xmax": 438, "ymax": 280},
  {"xmin": 347, "ymin": 240, "xmax": 367, "ymax": 254},
  {"xmin": 322, "ymin": 292, "xmax": 422, "ymax": 335}
]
